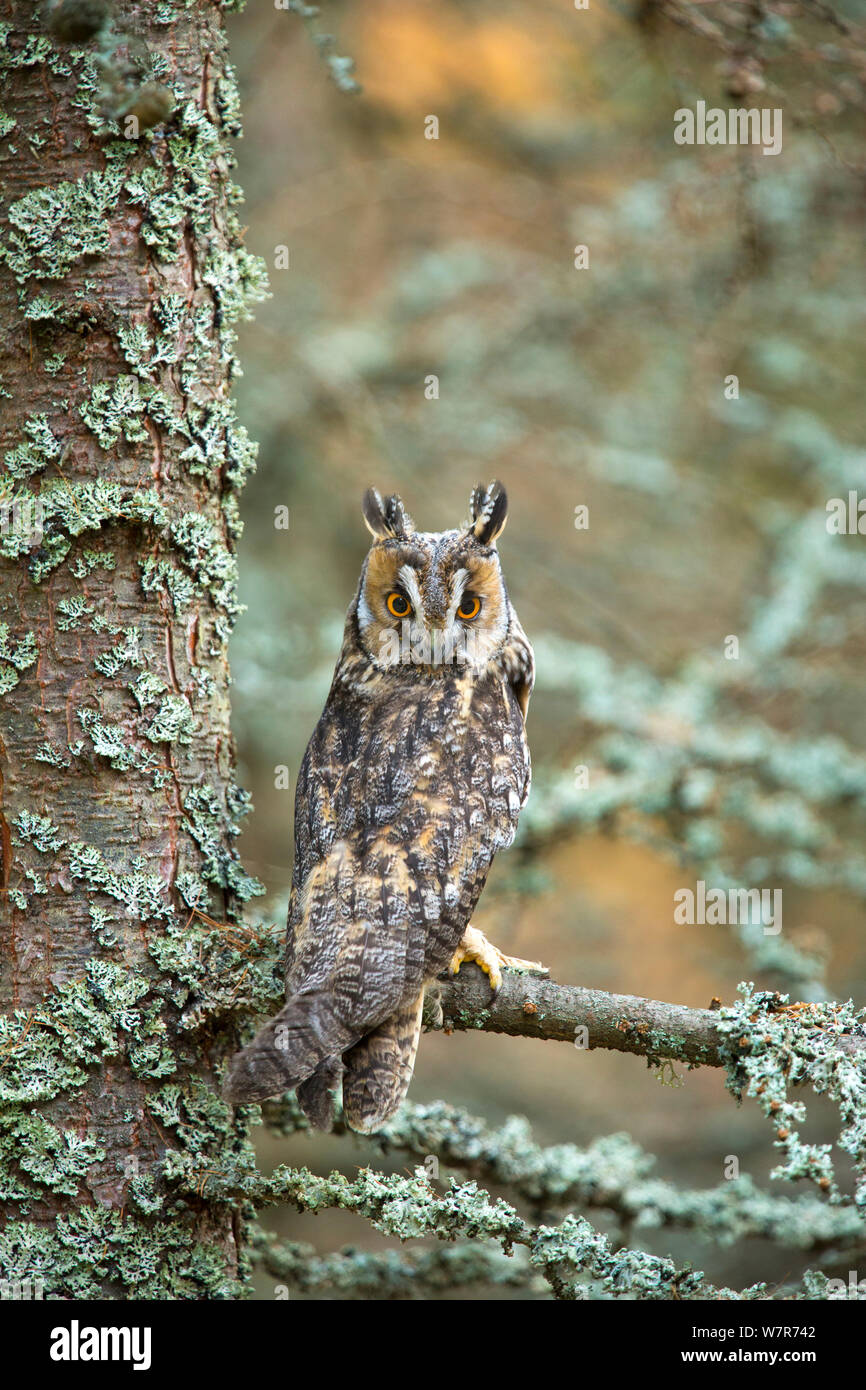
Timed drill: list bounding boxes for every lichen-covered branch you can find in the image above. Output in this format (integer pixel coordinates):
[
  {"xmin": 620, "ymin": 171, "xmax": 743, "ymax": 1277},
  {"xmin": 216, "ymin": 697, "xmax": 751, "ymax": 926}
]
[
  {"xmin": 166, "ymin": 1154, "xmax": 770, "ymax": 1301},
  {"xmin": 363, "ymin": 1102, "xmax": 866, "ymax": 1256},
  {"xmin": 426, "ymin": 965, "xmax": 866, "ymax": 1068},
  {"xmin": 261, "ymin": 1091, "xmax": 866, "ymax": 1258},
  {"xmin": 426, "ymin": 975, "xmax": 866, "ymax": 1205},
  {"xmin": 250, "ymin": 1228, "xmax": 541, "ymax": 1299},
  {"xmin": 251, "ymin": 981, "xmax": 866, "ymax": 1297}
]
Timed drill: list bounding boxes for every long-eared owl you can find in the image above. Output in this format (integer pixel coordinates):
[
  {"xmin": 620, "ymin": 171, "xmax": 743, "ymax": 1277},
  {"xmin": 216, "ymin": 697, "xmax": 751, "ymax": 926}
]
[{"xmin": 223, "ymin": 481, "xmax": 541, "ymax": 1132}]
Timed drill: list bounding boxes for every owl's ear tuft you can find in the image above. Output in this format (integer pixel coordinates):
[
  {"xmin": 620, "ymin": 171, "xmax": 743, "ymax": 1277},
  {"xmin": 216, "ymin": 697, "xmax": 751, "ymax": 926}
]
[
  {"xmin": 362, "ymin": 487, "xmax": 414, "ymax": 541},
  {"xmin": 468, "ymin": 480, "xmax": 508, "ymax": 545}
]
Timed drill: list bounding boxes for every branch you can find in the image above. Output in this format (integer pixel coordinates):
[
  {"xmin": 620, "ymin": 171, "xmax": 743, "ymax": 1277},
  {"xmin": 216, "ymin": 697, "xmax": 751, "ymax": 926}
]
[
  {"xmin": 250, "ymin": 1230, "xmax": 539, "ymax": 1298},
  {"xmin": 426, "ymin": 966, "xmax": 866, "ymax": 1066},
  {"xmin": 365, "ymin": 1102, "xmax": 866, "ymax": 1255},
  {"xmin": 191, "ymin": 1161, "xmax": 766, "ymax": 1300}
]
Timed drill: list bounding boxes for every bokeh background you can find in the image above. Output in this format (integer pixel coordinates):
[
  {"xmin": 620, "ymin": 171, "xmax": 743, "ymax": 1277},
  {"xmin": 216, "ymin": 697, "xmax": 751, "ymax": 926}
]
[{"xmin": 224, "ymin": 0, "xmax": 866, "ymax": 1297}]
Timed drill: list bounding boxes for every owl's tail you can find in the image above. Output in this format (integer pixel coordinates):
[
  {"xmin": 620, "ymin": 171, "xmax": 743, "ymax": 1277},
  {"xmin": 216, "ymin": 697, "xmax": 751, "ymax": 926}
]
[
  {"xmin": 221, "ymin": 991, "xmax": 358, "ymax": 1105},
  {"xmin": 340, "ymin": 990, "xmax": 425, "ymax": 1134}
]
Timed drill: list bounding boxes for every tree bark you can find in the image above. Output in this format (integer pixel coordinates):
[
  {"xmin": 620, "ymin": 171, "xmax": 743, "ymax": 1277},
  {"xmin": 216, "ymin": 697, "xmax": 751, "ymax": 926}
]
[{"xmin": 0, "ymin": 0, "xmax": 269, "ymax": 1299}]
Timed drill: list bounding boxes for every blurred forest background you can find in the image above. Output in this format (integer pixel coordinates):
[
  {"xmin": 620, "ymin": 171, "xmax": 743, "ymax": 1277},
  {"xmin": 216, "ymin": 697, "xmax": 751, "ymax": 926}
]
[{"xmin": 223, "ymin": 0, "xmax": 866, "ymax": 1296}]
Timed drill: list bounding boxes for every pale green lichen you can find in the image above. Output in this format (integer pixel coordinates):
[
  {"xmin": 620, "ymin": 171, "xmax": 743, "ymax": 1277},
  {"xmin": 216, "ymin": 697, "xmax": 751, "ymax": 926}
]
[
  {"xmin": 170, "ymin": 513, "xmax": 241, "ymax": 619},
  {"xmin": 56, "ymin": 596, "xmax": 95, "ymax": 631},
  {"xmin": 93, "ymin": 626, "xmax": 144, "ymax": 677},
  {"xmin": 118, "ymin": 319, "xmax": 174, "ymax": 376},
  {"xmin": 360, "ymin": 1100, "xmax": 866, "ymax": 1254},
  {"xmin": 148, "ymin": 914, "xmax": 281, "ymax": 1030},
  {"xmin": 0, "ymin": 23, "xmax": 73, "ymax": 79},
  {"xmin": 33, "ymin": 741, "xmax": 72, "ymax": 768},
  {"xmin": 252, "ymin": 1229, "xmax": 539, "ymax": 1297},
  {"xmin": 0, "ymin": 1207, "xmax": 243, "ymax": 1300},
  {"xmin": 0, "ymin": 1115, "xmax": 105, "ymax": 1201},
  {"xmin": 13, "ymin": 810, "xmax": 65, "ymax": 855},
  {"xmin": 180, "ymin": 399, "xmax": 258, "ymax": 489},
  {"xmin": 139, "ymin": 555, "xmax": 197, "ymax": 613},
  {"xmin": 0, "ymin": 624, "xmax": 37, "ymax": 696},
  {"xmin": 174, "ymin": 871, "xmax": 212, "ymax": 912},
  {"xmin": 123, "ymin": 99, "xmax": 268, "ymax": 370},
  {"xmin": 144, "ymin": 693, "xmax": 196, "ymax": 746},
  {"xmin": 0, "ymin": 164, "xmax": 126, "ymax": 283},
  {"xmin": 88, "ymin": 904, "xmax": 120, "ymax": 951},
  {"xmin": 129, "ymin": 670, "xmax": 168, "ymax": 710},
  {"xmin": 0, "ymin": 480, "xmax": 165, "ymax": 580},
  {"xmin": 68, "ymin": 548, "xmax": 116, "ymax": 578},
  {"xmin": 147, "ymin": 1078, "xmax": 232, "ymax": 1158},
  {"xmin": 718, "ymin": 983, "xmax": 866, "ymax": 1205},
  {"xmin": 118, "ymin": 293, "xmax": 205, "ymax": 384},
  {"xmin": 21, "ymin": 293, "xmax": 66, "ymax": 323},
  {"xmin": 0, "ymin": 961, "xmax": 144, "ymax": 1106},
  {"xmin": 126, "ymin": 1172, "xmax": 164, "ymax": 1216},
  {"xmin": 79, "ymin": 375, "xmax": 150, "ymax": 448},
  {"xmin": 77, "ymin": 709, "xmax": 159, "ymax": 775},
  {"xmin": 67, "ymin": 841, "xmax": 174, "ymax": 923},
  {"xmin": 182, "ymin": 784, "xmax": 264, "ymax": 904},
  {"xmin": 190, "ymin": 1161, "xmax": 766, "ymax": 1302},
  {"xmin": 2, "ymin": 414, "xmax": 61, "ymax": 479}
]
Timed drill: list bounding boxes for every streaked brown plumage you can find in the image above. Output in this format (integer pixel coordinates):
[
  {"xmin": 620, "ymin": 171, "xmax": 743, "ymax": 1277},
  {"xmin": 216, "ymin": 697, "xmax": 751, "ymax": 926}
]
[{"xmin": 223, "ymin": 481, "xmax": 540, "ymax": 1131}]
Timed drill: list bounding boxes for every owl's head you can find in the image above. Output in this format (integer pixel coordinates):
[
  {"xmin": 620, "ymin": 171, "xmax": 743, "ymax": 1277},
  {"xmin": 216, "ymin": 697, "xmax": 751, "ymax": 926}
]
[{"xmin": 354, "ymin": 481, "xmax": 512, "ymax": 673}]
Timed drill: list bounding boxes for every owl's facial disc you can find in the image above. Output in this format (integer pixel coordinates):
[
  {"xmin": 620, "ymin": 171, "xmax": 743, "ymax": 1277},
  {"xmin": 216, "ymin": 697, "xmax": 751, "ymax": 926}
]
[{"xmin": 357, "ymin": 533, "xmax": 508, "ymax": 673}]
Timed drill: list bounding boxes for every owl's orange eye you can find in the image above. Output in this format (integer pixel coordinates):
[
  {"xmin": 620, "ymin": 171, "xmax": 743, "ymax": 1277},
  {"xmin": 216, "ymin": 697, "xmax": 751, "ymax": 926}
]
[
  {"xmin": 456, "ymin": 595, "xmax": 481, "ymax": 621},
  {"xmin": 386, "ymin": 591, "xmax": 412, "ymax": 618}
]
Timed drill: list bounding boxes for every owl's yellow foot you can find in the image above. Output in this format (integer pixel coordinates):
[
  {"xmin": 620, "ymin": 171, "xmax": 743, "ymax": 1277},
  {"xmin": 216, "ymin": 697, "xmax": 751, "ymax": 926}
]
[{"xmin": 448, "ymin": 925, "xmax": 548, "ymax": 999}]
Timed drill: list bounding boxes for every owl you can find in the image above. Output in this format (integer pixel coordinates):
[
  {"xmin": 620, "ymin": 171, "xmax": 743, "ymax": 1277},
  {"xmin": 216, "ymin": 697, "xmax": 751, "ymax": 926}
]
[{"xmin": 223, "ymin": 480, "xmax": 544, "ymax": 1132}]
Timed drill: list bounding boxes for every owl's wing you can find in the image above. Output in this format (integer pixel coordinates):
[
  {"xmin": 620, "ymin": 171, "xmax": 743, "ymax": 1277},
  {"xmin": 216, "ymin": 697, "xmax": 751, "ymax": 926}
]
[
  {"xmin": 500, "ymin": 607, "xmax": 535, "ymax": 726},
  {"xmin": 222, "ymin": 843, "xmax": 420, "ymax": 1104}
]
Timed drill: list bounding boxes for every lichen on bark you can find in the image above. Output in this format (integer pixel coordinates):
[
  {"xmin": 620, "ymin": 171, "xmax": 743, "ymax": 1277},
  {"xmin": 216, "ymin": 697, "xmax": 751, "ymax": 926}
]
[{"xmin": 0, "ymin": 0, "xmax": 270, "ymax": 1298}]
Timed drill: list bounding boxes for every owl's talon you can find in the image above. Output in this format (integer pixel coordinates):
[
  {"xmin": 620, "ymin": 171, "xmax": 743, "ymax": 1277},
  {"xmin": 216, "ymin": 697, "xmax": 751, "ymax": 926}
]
[{"xmin": 448, "ymin": 925, "xmax": 546, "ymax": 1000}]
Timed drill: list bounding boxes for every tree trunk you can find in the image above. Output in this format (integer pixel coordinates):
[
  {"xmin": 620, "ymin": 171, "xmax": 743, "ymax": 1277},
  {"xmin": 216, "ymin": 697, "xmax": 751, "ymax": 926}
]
[{"xmin": 0, "ymin": 0, "xmax": 270, "ymax": 1299}]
